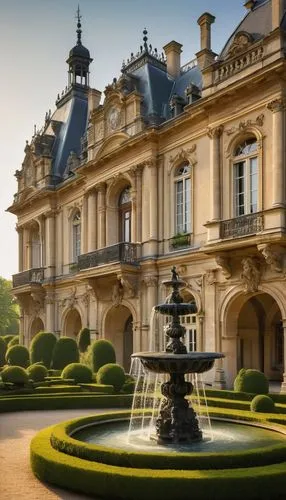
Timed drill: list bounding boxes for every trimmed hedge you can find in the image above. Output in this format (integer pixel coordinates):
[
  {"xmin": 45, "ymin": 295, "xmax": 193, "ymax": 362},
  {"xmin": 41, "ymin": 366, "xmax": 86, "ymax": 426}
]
[
  {"xmin": 5, "ymin": 345, "xmax": 30, "ymax": 368},
  {"xmin": 87, "ymin": 339, "xmax": 116, "ymax": 373},
  {"xmin": 251, "ymin": 395, "xmax": 276, "ymax": 413},
  {"xmin": 50, "ymin": 411, "xmax": 286, "ymax": 471},
  {"xmin": 234, "ymin": 369, "xmax": 269, "ymax": 395},
  {"xmin": 26, "ymin": 364, "xmax": 48, "ymax": 382},
  {"xmin": 7, "ymin": 335, "xmax": 19, "ymax": 348},
  {"xmin": 31, "ymin": 424, "xmax": 286, "ymax": 500},
  {"xmin": 30, "ymin": 332, "xmax": 57, "ymax": 368},
  {"xmin": 0, "ymin": 336, "xmax": 7, "ymax": 366},
  {"xmin": 0, "ymin": 394, "xmax": 132, "ymax": 412},
  {"xmin": 62, "ymin": 363, "xmax": 92, "ymax": 384},
  {"xmin": 1, "ymin": 366, "xmax": 29, "ymax": 386},
  {"xmin": 97, "ymin": 363, "xmax": 125, "ymax": 393},
  {"xmin": 3, "ymin": 335, "xmax": 15, "ymax": 345},
  {"xmin": 77, "ymin": 328, "xmax": 90, "ymax": 353},
  {"xmin": 52, "ymin": 337, "xmax": 79, "ymax": 370}
]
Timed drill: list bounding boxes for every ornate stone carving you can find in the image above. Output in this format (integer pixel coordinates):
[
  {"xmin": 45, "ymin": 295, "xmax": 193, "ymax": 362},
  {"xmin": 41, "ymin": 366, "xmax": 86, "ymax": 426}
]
[
  {"xmin": 45, "ymin": 292, "xmax": 54, "ymax": 305},
  {"xmin": 112, "ymin": 279, "xmax": 124, "ymax": 307},
  {"xmin": 67, "ymin": 201, "xmax": 83, "ymax": 218},
  {"xmin": 143, "ymin": 275, "xmax": 158, "ymax": 287},
  {"xmin": 225, "ymin": 114, "xmax": 264, "ymax": 135},
  {"xmin": 30, "ymin": 292, "xmax": 44, "ymax": 316},
  {"xmin": 62, "ymin": 287, "xmax": 77, "ymax": 308},
  {"xmin": 108, "ymin": 107, "xmax": 121, "ymax": 131},
  {"xmin": 227, "ymin": 32, "xmax": 253, "ymax": 59},
  {"xmin": 205, "ymin": 269, "xmax": 217, "ymax": 285},
  {"xmin": 215, "ymin": 255, "xmax": 231, "ymax": 279},
  {"xmin": 66, "ymin": 151, "xmax": 80, "ymax": 171},
  {"xmin": 241, "ymin": 257, "xmax": 261, "ymax": 293},
  {"xmin": 169, "ymin": 146, "xmax": 197, "ymax": 174},
  {"xmin": 206, "ymin": 125, "xmax": 224, "ymax": 139},
  {"xmin": 177, "ymin": 264, "xmax": 187, "ymax": 276},
  {"xmin": 267, "ymin": 99, "xmax": 286, "ymax": 114},
  {"xmin": 257, "ymin": 244, "xmax": 283, "ymax": 273},
  {"xmin": 118, "ymin": 273, "xmax": 137, "ymax": 298}
]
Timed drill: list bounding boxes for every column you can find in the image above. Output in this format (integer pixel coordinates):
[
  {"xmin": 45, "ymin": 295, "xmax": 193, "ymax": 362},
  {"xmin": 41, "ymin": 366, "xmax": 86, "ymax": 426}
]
[
  {"xmin": 144, "ymin": 275, "xmax": 158, "ymax": 350},
  {"xmin": 23, "ymin": 226, "xmax": 31, "ymax": 270},
  {"xmin": 136, "ymin": 164, "xmax": 144, "ymax": 243},
  {"xmin": 207, "ymin": 126, "xmax": 223, "ymax": 221},
  {"xmin": 157, "ymin": 156, "xmax": 164, "ymax": 255},
  {"xmin": 97, "ymin": 183, "xmax": 106, "ymax": 248},
  {"xmin": 148, "ymin": 159, "xmax": 158, "ymax": 254},
  {"xmin": 17, "ymin": 226, "xmax": 24, "ymax": 272},
  {"xmin": 281, "ymin": 320, "xmax": 286, "ymax": 393},
  {"xmin": 45, "ymin": 291, "xmax": 55, "ymax": 332},
  {"xmin": 87, "ymin": 189, "xmax": 97, "ymax": 252},
  {"xmin": 45, "ymin": 211, "xmax": 55, "ymax": 278},
  {"xmin": 56, "ymin": 210, "xmax": 63, "ymax": 276},
  {"xmin": 267, "ymin": 98, "xmax": 285, "ymax": 207},
  {"xmin": 81, "ymin": 194, "xmax": 88, "ymax": 254}
]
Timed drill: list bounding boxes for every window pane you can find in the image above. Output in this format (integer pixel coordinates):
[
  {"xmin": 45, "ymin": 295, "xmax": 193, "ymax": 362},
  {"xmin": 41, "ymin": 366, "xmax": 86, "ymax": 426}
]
[
  {"xmin": 234, "ymin": 138, "xmax": 257, "ymax": 157},
  {"xmin": 234, "ymin": 162, "xmax": 245, "ymax": 216}
]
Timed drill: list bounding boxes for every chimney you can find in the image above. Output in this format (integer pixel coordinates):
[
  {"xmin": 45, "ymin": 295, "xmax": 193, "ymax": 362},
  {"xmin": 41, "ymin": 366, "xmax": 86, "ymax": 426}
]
[
  {"xmin": 196, "ymin": 12, "xmax": 216, "ymax": 70},
  {"xmin": 272, "ymin": 0, "xmax": 285, "ymax": 31},
  {"xmin": 163, "ymin": 40, "xmax": 183, "ymax": 79},
  {"xmin": 197, "ymin": 12, "xmax": 216, "ymax": 51}
]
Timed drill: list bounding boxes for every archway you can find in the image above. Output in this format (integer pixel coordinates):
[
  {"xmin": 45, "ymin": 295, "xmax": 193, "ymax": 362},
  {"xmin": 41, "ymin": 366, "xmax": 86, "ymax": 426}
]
[
  {"xmin": 104, "ymin": 305, "xmax": 133, "ymax": 371},
  {"xmin": 30, "ymin": 317, "xmax": 44, "ymax": 339},
  {"xmin": 222, "ymin": 292, "xmax": 283, "ymax": 386},
  {"xmin": 63, "ymin": 308, "xmax": 82, "ymax": 339}
]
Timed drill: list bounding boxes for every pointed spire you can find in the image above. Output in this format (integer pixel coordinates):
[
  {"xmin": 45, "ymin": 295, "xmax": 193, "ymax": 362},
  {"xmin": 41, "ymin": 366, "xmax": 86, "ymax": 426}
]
[
  {"xmin": 76, "ymin": 5, "xmax": 82, "ymax": 46},
  {"xmin": 143, "ymin": 28, "xmax": 148, "ymax": 52}
]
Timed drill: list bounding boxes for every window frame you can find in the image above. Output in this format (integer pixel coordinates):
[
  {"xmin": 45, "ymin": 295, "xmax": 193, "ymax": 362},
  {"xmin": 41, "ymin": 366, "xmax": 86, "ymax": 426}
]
[
  {"xmin": 72, "ymin": 211, "xmax": 81, "ymax": 262},
  {"xmin": 118, "ymin": 186, "xmax": 132, "ymax": 243},
  {"xmin": 173, "ymin": 162, "xmax": 192, "ymax": 235}
]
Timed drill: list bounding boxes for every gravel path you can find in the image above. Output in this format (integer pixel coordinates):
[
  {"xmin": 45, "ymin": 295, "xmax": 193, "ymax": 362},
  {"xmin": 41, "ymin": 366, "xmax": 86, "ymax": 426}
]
[{"xmin": 0, "ymin": 409, "xmax": 114, "ymax": 500}]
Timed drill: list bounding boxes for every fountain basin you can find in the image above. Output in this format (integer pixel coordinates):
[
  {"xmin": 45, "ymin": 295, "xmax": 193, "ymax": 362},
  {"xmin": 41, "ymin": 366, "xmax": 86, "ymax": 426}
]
[
  {"xmin": 154, "ymin": 303, "xmax": 197, "ymax": 315},
  {"xmin": 132, "ymin": 352, "xmax": 224, "ymax": 374}
]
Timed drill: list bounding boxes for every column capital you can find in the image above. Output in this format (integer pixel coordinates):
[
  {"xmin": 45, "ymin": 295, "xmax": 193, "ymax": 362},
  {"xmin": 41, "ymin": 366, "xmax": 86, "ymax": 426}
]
[
  {"xmin": 96, "ymin": 182, "xmax": 107, "ymax": 194},
  {"xmin": 267, "ymin": 98, "xmax": 286, "ymax": 113},
  {"xmin": 207, "ymin": 125, "xmax": 224, "ymax": 139},
  {"xmin": 143, "ymin": 275, "xmax": 158, "ymax": 287}
]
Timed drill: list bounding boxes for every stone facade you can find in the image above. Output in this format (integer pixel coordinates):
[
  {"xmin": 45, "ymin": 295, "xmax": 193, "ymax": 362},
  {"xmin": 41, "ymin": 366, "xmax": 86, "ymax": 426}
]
[{"xmin": 8, "ymin": 1, "xmax": 286, "ymax": 390}]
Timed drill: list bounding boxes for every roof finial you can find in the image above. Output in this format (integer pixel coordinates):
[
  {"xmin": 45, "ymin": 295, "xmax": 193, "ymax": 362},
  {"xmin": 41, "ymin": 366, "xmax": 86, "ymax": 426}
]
[
  {"xmin": 143, "ymin": 28, "xmax": 148, "ymax": 52},
  {"xmin": 76, "ymin": 4, "xmax": 82, "ymax": 45}
]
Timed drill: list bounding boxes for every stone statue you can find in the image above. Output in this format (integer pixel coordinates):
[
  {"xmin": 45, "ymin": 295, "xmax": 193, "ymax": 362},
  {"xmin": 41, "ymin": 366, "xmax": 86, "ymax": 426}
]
[{"xmin": 241, "ymin": 257, "xmax": 260, "ymax": 293}]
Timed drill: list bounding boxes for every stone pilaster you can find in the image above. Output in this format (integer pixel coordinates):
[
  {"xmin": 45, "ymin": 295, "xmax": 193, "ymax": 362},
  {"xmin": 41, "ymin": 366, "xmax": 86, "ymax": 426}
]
[
  {"xmin": 281, "ymin": 320, "xmax": 286, "ymax": 393},
  {"xmin": 87, "ymin": 189, "xmax": 97, "ymax": 252},
  {"xmin": 148, "ymin": 159, "xmax": 158, "ymax": 254},
  {"xmin": 143, "ymin": 275, "xmax": 158, "ymax": 350},
  {"xmin": 97, "ymin": 182, "xmax": 106, "ymax": 249},
  {"xmin": 267, "ymin": 98, "xmax": 285, "ymax": 207},
  {"xmin": 16, "ymin": 226, "xmax": 24, "ymax": 272},
  {"xmin": 207, "ymin": 125, "xmax": 223, "ymax": 221},
  {"xmin": 45, "ymin": 211, "xmax": 56, "ymax": 278}
]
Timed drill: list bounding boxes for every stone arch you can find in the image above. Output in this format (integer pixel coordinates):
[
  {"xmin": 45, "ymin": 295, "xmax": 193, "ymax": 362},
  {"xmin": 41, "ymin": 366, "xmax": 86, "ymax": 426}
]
[
  {"xmin": 30, "ymin": 317, "xmax": 44, "ymax": 340},
  {"xmin": 105, "ymin": 174, "xmax": 135, "ymax": 246},
  {"xmin": 62, "ymin": 307, "xmax": 82, "ymax": 339},
  {"xmin": 220, "ymin": 284, "xmax": 284, "ymax": 387},
  {"xmin": 103, "ymin": 303, "xmax": 134, "ymax": 371},
  {"xmin": 225, "ymin": 127, "xmax": 264, "ymax": 158},
  {"xmin": 95, "ymin": 132, "xmax": 129, "ymax": 161}
]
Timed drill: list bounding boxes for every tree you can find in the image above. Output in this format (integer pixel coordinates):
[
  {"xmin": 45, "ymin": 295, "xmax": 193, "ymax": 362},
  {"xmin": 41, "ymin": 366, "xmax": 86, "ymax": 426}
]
[{"xmin": 0, "ymin": 278, "xmax": 19, "ymax": 335}]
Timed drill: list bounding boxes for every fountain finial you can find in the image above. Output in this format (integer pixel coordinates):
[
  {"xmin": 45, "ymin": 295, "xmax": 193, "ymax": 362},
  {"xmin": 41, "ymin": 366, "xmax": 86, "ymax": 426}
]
[{"xmin": 171, "ymin": 266, "xmax": 179, "ymax": 281}]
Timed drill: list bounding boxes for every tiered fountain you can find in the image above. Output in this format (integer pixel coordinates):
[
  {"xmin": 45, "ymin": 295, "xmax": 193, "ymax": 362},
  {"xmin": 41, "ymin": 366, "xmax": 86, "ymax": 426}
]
[{"xmin": 132, "ymin": 266, "xmax": 224, "ymax": 443}]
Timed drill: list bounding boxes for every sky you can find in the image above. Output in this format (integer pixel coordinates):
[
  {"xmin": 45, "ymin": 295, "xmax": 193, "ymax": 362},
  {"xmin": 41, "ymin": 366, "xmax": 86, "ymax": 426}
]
[{"xmin": 0, "ymin": 0, "xmax": 247, "ymax": 280}]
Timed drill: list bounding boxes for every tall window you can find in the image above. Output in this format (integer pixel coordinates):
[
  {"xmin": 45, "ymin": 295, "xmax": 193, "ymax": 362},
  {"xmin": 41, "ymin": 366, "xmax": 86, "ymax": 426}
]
[
  {"xmin": 174, "ymin": 162, "xmax": 191, "ymax": 234},
  {"xmin": 233, "ymin": 138, "xmax": 258, "ymax": 217},
  {"xmin": 72, "ymin": 212, "xmax": 81, "ymax": 261},
  {"xmin": 31, "ymin": 227, "xmax": 41, "ymax": 268},
  {"xmin": 119, "ymin": 187, "xmax": 131, "ymax": 242}
]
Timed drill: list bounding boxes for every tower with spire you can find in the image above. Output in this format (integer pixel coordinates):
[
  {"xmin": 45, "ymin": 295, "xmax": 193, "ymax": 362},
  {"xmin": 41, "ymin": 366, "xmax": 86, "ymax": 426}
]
[{"xmin": 66, "ymin": 5, "xmax": 93, "ymax": 88}]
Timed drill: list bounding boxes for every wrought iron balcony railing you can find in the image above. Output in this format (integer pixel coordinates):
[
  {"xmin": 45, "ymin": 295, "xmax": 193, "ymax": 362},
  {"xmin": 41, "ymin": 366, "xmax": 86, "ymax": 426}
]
[
  {"xmin": 220, "ymin": 212, "xmax": 264, "ymax": 239},
  {"xmin": 78, "ymin": 242, "xmax": 141, "ymax": 271},
  {"xmin": 12, "ymin": 268, "xmax": 44, "ymax": 288}
]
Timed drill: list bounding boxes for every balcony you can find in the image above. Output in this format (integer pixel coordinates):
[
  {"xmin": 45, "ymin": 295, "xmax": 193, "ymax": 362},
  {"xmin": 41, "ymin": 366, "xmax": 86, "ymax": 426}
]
[
  {"xmin": 78, "ymin": 242, "xmax": 141, "ymax": 271},
  {"xmin": 12, "ymin": 268, "xmax": 44, "ymax": 288},
  {"xmin": 220, "ymin": 212, "xmax": 264, "ymax": 239}
]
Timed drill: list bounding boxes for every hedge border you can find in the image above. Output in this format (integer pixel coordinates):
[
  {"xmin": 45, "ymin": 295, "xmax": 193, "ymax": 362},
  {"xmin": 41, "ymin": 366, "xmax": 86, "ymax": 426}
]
[
  {"xmin": 49, "ymin": 410, "xmax": 286, "ymax": 471},
  {"xmin": 31, "ymin": 424, "xmax": 286, "ymax": 500}
]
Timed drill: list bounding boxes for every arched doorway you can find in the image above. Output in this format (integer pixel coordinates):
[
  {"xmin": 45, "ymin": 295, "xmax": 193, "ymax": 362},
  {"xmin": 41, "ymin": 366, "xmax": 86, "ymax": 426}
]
[
  {"xmin": 64, "ymin": 309, "xmax": 82, "ymax": 339},
  {"xmin": 223, "ymin": 292, "xmax": 283, "ymax": 386},
  {"xmin": 30, "ymin": 317, "xmax": 44, "ymax": 339},
  {"xmin": 104, "ymin": 305, "xmax": 133, "ymax": 371}
]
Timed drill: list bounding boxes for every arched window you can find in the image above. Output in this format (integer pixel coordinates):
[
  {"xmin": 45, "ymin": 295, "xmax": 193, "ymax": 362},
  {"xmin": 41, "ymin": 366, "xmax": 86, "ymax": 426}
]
[
  {"xmin": 72, "ymin": 211, "xmax": 81, "ymax": 261},
  {"xmin": 233, "ymin": 137, "xmax": 258, "ymax": 217},
  {"xmin": 119, "ymin": 187, "xmax": 131, "ymax": 242},
  {"xmin": 174, "ymin": 162, "xmax": 191, "ymax": 234}
]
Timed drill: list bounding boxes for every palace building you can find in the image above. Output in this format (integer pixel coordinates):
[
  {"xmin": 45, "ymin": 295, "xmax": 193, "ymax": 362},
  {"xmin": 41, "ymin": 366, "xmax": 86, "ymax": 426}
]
[{"xmin": 8, "ymin": 0, "xmax": 286, "ymax": 390}]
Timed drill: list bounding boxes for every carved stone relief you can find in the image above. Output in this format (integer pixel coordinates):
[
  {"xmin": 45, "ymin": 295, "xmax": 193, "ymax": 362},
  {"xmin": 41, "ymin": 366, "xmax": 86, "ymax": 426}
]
[
  {"xmin": 225, "ymin": 114, "xmax": 264, "ymax": 135},
  {"xmin": 205, "ymin": 269, "xmax": 218, "ymax": 285},
  {"xmin": 168, "ymin": 146, "xmax": 197, "ymax": 175},
  {"xmin": 241, "ymin": 257, "xmax": 261, "ymax": 293},
  {"xmin": 226, "ymin": 31, "xmax": 253, "ymax": 59},
  {"xmin": 257, "ymin": 244, "xmax": 284, "ymax": 273},
  {"xmin": 215, "ymin": 255, "xmax": 231, "ymax": 279}
]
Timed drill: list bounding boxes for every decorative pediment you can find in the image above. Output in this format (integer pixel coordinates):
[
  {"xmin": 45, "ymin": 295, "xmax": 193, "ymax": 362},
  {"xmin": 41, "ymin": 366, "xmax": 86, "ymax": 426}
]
[
  {"xmin": 226, "ymin": 31, "xmax": 253, "ymax": 59},
  {"xmin": 168, "ymin": 145, "xmax": 197, "ymax": 175},
  {"xmin": 95, "ymin": 132, "xmax": 130, "ymax": 160}
]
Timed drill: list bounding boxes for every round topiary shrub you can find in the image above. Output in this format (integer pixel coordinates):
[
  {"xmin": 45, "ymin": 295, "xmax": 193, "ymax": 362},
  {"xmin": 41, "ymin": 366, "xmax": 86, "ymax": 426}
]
[
  {"xmin": 250, "ymin": 394, "xmax": 275, "ymax": 413},
  {"xmin": 77, "ymin": 327, "xmax": 91, "ymax": 353},
  {"xmin": 62, "ymin": 363, "xmax": 92, "ymax": 384},
  {"xmin": 87, "ymin": 339, "xmax": 116, "ymax": 373},
  {"xmin": 7, "ymin": 335, "xmax": 19, "ymax": 348},
  {"xmin": 30, "ymin": 332, "xmax": 57, "ymax": 368},
  {"xmin": 233, "ymin": 368, "xmax": 269, "ymax": 395},
  {"xmin": 0, "ymin": 336, "xmax": 7, "ymax": 367},
  {"xmin": 1, "ymin": 366, "xmax": 29, "ymax": 385},
  {"xmin": 3, "ymin": 335, "xmax": 15, "ymax": 345},
  {"xmin": 52, "ymin": 337, "xmax": 79, "ymax": 370},
  {"xmin": 5, "ymin": 344, "xmax": 30, "ymax": 368},
  {"xmin": 26, "ymin": 363, "xmax": 48, "ymax": 382},
  {"xmin": 96, "ymin": 363, "xmax": 125, "ymax": 392}
]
